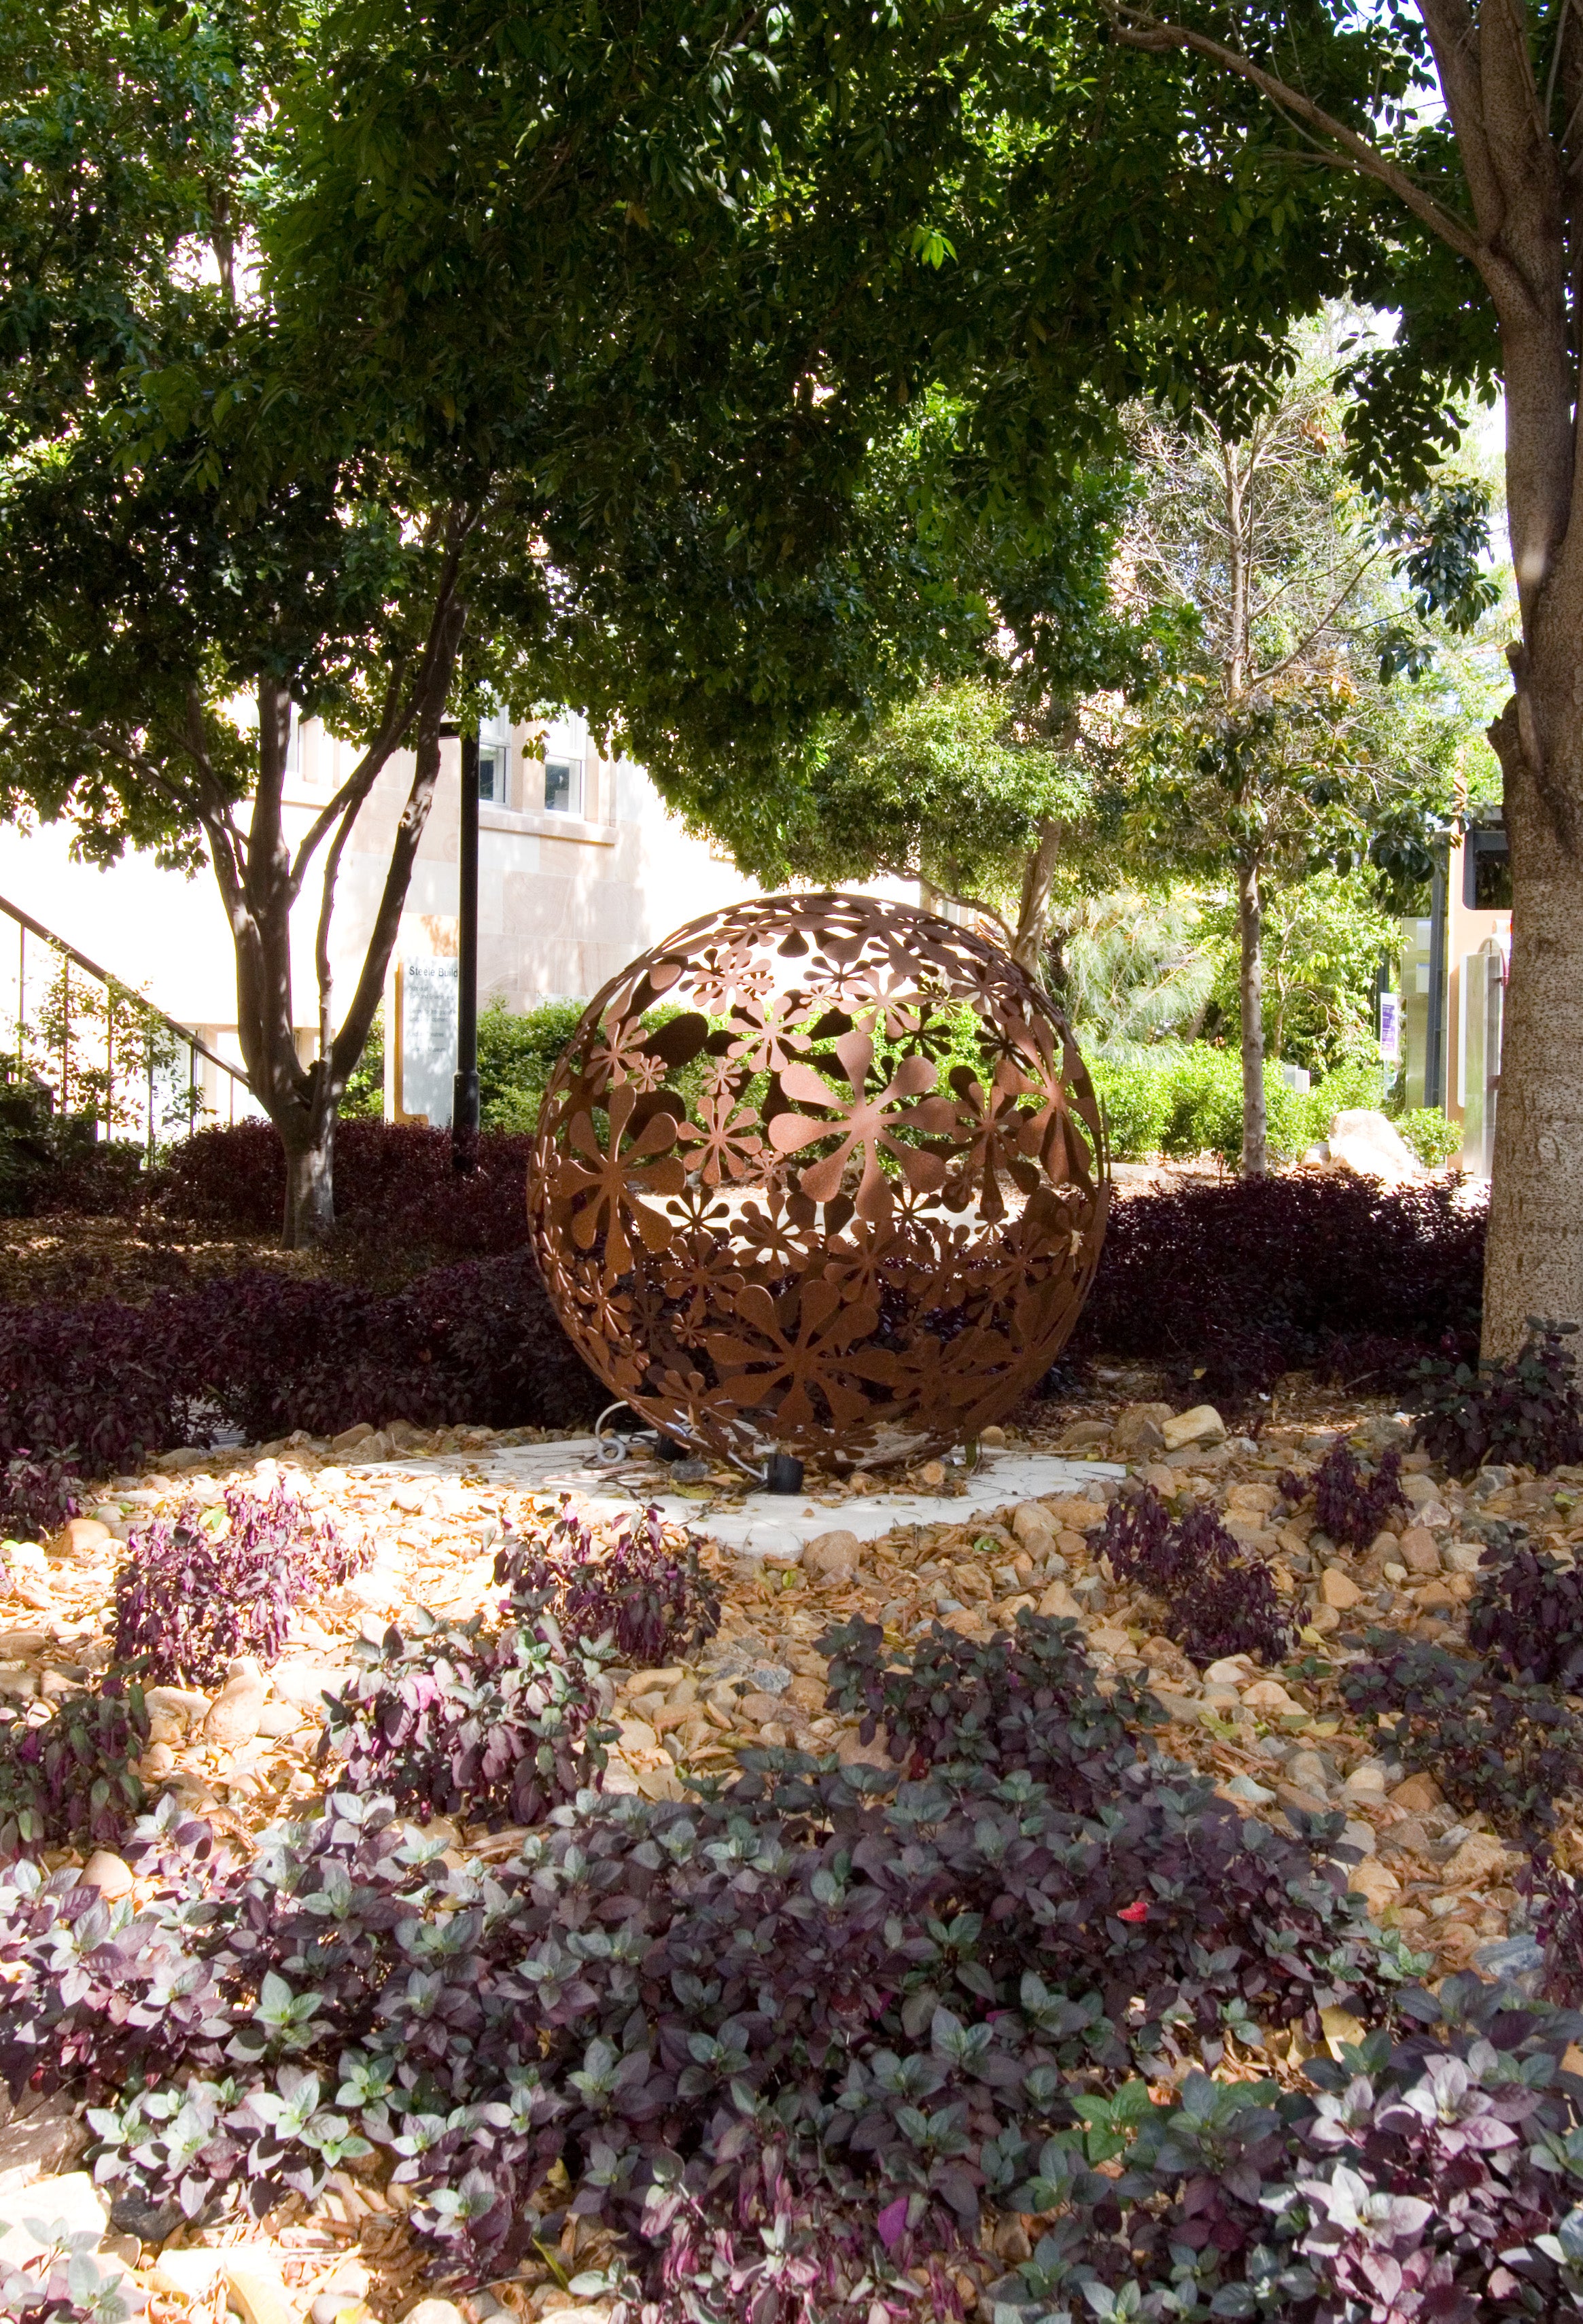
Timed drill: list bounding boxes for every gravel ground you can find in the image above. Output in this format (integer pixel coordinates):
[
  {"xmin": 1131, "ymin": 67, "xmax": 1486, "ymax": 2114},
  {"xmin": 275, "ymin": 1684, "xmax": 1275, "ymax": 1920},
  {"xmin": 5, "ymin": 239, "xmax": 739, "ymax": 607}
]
[{"xmin": 2, "ymin": 1369, "xmax": 1573, "ymax": 2324}]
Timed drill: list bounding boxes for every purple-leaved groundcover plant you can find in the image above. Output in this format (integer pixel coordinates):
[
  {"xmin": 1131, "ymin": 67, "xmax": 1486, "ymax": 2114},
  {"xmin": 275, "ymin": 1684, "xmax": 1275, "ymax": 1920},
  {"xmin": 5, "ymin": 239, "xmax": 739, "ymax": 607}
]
[
  {"xmin": 318, "ymin": 1500, "xmax": 718, "ymax": 1826},
  {"xmin": 112, "ymin": 1481, "xmax": 370, "ymax": 1686},
  {"xmin": 1096, "ymin": 1483, "xmax": 1293, "ymax": 1665},
  {"xmin": 4, "ymin": 1573, "xmax": 1583, "ymax": 2319}
]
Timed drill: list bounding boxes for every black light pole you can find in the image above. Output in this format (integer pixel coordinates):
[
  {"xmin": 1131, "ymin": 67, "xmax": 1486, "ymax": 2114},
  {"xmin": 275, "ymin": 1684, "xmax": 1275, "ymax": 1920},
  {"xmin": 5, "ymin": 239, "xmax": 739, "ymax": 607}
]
[{"xmin": 453, "ymin": 726, "xmax": 481, "ymax": 1174}]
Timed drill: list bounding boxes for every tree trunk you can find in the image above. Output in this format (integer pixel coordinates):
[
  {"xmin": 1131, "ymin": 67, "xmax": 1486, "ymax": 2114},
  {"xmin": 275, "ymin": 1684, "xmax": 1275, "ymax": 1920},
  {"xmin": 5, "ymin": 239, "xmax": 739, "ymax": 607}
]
[
  {"xmin": 196, "ymin": 561, "xmax": 469, "ymax": 1252},
  {"xmin": 1482, "ymin": 677, "xmax": 1583, "ymax": 1352},
  {"xmin": 1012, "ymin": 817, "xmax": 1062, "ymax": 978},
  {"xmin": 282, "ymin": 1103, "xmax": 336, "ymax": 1248},
  {"xmin": 1237, "ymin": 855, "xmax": 1268, "ymax": 1176}
]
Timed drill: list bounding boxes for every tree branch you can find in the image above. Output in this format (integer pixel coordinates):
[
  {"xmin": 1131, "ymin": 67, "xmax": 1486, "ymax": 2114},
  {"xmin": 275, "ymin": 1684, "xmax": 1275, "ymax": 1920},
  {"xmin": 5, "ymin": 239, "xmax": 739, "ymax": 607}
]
[{"xmin": 1109, "ymin": 5, "xmax": 1499, "ymax": 278}]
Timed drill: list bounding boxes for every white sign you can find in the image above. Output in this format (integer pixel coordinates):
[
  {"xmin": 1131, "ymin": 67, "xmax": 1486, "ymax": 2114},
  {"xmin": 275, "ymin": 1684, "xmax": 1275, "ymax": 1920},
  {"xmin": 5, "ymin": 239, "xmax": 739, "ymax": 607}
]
[
  {"xmin": 1378, "ymin": 991, "xmax": 1401, "ymax": 1064},
  {"xmin": 401, "ymin": 957, "xmax": 457, "ymax": 1126}
]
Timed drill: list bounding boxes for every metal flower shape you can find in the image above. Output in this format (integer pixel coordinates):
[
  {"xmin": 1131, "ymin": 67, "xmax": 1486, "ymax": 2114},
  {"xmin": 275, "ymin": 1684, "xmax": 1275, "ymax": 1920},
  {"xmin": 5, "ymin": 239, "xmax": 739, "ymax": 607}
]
[
  {"xmin": 678, "ymin": 1091, "xmax": 766, "ymax": 1186},
  {"xmin": 767, "ymin": 1029, "xmax": 957, "ymax": 1221},
  {"xmin": 549, "ymin": 1083, "xmax": 684, "ymax": 1282},
  {"xmin": 528, "ymin": 892, "xmax": 1108, "ymax": 1467}
]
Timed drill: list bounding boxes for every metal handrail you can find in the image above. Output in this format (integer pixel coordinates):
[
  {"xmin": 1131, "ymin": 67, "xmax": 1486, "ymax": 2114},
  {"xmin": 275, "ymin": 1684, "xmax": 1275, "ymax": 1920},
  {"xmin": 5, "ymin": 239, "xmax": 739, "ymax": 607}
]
[{"xmin": 0, "ymin": 888, "xmax": 254, "ymax": 1099}]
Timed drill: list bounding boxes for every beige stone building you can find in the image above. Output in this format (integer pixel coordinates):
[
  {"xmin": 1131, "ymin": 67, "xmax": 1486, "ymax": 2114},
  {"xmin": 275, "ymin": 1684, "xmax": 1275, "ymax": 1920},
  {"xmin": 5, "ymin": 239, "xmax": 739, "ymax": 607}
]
[
  {"xmin": 1397, "ymin": 812, "xmax": 1510, "ymax": 1177},
  {"xmin": 0, "ymin": 709, "xmax": 773, "ymax": 1129}
]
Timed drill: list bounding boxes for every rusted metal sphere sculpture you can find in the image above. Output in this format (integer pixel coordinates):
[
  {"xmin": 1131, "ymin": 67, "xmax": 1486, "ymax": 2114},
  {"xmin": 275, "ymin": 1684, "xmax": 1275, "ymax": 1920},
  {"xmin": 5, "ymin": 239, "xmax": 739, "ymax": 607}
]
[{"xmin": 529, "ymin": 892, "xmax": 1109, "ymax": 1471}]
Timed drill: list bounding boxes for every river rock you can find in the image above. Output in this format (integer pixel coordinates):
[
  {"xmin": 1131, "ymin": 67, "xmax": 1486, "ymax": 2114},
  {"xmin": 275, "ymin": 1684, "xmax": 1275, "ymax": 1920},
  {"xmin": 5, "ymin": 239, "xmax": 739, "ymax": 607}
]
[
  {"xmin": 1397, "ymin": 1526, "xmax": 1441, "ymax": 1574},
  {"xmin": 80, "ymin": 1850, "xmax": 135, "ymax": 1899},
  {"xmin": 1318, "ymin": 1566, "xmax": 1363, "ymax": 1609},
  {"xmin": 1113, "ymin": 1403, "xmax": 1172, "ymax": 1455},
  {"xmin": 1162, "ymin": 1405, "xmax": 1227, "ymax": 1454},
  {"xmin": 203, "ymin": 1668, "xmax": 266, "ymax": 1750},
  {"xmin": 45, "ymin": 1517, "xmax": 113, "ymax": 1562},
  {"xmin": 272, "ymin": 1659, "xmax": 353, "ymax": 1708},
  {"xmin": 1346, "ymin": 1856, "xmax": 1401, "ymax": 1914},
  {"xmin": 1442, "ymin": 1831, "xmax": 1520, "ymax": 1887},
  {"xmin": 802, "ymin": 1528, "xmax": 861, "ymax": 1582},
  {"xmin": 1389, "ymin": 1772, "xmax": 1442, "ymax": 1811}
]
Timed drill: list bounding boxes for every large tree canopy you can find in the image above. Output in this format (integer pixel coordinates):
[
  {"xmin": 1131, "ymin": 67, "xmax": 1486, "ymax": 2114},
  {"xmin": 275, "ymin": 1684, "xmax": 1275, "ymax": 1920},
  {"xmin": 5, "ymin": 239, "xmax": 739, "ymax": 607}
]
[
  {"xmin": 0, "ymin": 0, "xmax": 1024, "ymax": 1242},
  {"xmin": 968, "ymin": 0, "xmax": 1581, "ymax": 1351}
]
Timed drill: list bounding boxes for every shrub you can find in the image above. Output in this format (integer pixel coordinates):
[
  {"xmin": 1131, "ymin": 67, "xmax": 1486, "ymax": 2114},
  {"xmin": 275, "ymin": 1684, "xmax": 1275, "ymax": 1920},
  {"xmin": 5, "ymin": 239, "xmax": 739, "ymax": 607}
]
[
  {"xmin": 1340, "ymin": 1634, "xmax": 1583, "ymax": 1833},
  {"xmin": 1071, "ymin": 1172, "xmax": 1484, "ymax": 1400},
  {"xmin": 319, "ymin": 1605, "xmax": 615, "ymax": 1826},
  {"xmin": 151, "ymin": 1119, "xmax": 540, "ymax": 1263},
  {"xmin": 494, "ymin": 1500, "xmax": 720, "ymax": 1667},
  {"xmin": 1281, "ymin": 1998, "xmax": 1583, "ymax": 2323},
  {"xmin": 1156, "ymin": 1046, "xmax": 1309, "ymax": 1167},
  {"xmin": 0, "ymin": 1290, "xmax": 213, "ymax": 1484},
  {"xmin": 0, "ymin": 1248, "xmax": 604, "ymax": 1485},
  {"xmin": 1468, "ymin": 1538, "xmax": 1583, "ymax": 1691},
  {"xmin": 191, "ymin": 1252, "xmax": 603, "ymax": 1445},
  {"xmin": 0, "ymin": 1676, "xmax": 147, "ymax": 1861},
  {"xmin": 112, "ymin": 1482, "xmax": 368, "ymax": 1686},
  {"xmin": 0, "ymin": 1451, "xmax": 85, "ymax": 1539},
  {"xmin": 477, "ymin": 996, "xmax": 587, "ymax": 1133},
  {"xmin": 27, "ymin": 1610, "xmax": 1583, "ymax": 2317},
  {"xmin": 818, "ymin": 1608, "xmax": 1159, "ymax": 1805},
  {"xmin": 1397, "ymin": 1105, "xmax": 1463, "ymax": 1168},
  {"xmin": 1414, "ymin": 1318, "xmax": 1583, "ymax": 1478},
  {"xmin": 1281, "ymin": 1435, "xmax": 1407, "ymax": 1550},
  {"xmin": 0, "ymin": 2212, "xmax": 141, "ymax": 2323},
  {"xmin": 3, "ymin": 1680, "xmax": 1391, "ymax": 2289},
  {"xmin": 1522, "ymin": 1850, "xmax": 1583, "ymax": 2007},
  {"xmin": 1085, "ymin": 1057, "xmax": 1168, "ymax": 1163},
  {"xmin": 1299, "ymin": 1051, "xmax": 1391, "ymax": 1141},
  {"xmin": 1096, "ymin": 1485, "xmax": 1293, "ymax": 1665}
]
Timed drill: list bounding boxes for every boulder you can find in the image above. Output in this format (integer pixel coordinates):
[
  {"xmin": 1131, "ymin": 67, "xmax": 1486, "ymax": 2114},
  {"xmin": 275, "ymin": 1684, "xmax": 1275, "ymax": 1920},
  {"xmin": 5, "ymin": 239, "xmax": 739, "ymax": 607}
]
[
  {"xmin": 1162, "ymin": 1405, "xmax": 1227, "ymax": 1454},
  {"xmin": 1389, "ymin": 1772, "xmax": 1442, "ymax": 1811},
  {"xmin": 1037, "ymin": 1579, "xmax": 1083, "ymax": 1619},
  {"xmin": 1443, "ymin": 1539, "xmax": 1484, "ymax": 1573},
  {"xmin": 1326, "ymin": 1108, "xmax": 1426, "ymax": 1186},
  {"xmin": 332, "ymin": 1422, "xmax": 377, "ymax": 1455}
]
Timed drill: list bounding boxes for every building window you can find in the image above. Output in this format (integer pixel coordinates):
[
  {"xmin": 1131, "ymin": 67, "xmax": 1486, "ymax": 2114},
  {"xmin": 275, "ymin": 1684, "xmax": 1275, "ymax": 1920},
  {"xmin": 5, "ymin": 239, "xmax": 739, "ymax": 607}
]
[
  {"xmin": 477, "ymin": 711, "xmax": 511, "ymax": 804},
  {"xmin": 544, "ymin": 756, "xmax": 582, "ymax": 815}
]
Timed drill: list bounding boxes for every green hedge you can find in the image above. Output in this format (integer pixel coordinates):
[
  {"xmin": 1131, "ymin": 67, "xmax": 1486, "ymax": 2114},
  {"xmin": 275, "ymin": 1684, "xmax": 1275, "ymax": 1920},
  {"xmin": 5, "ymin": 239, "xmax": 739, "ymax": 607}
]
[
  {"xmin": 1089, "ymin": 1046, "xmax": 1460, "ymax": 1171},
  {"xmin": 445, "ymin": 1001, "xmax": 1467, "ymax": 1177}
]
